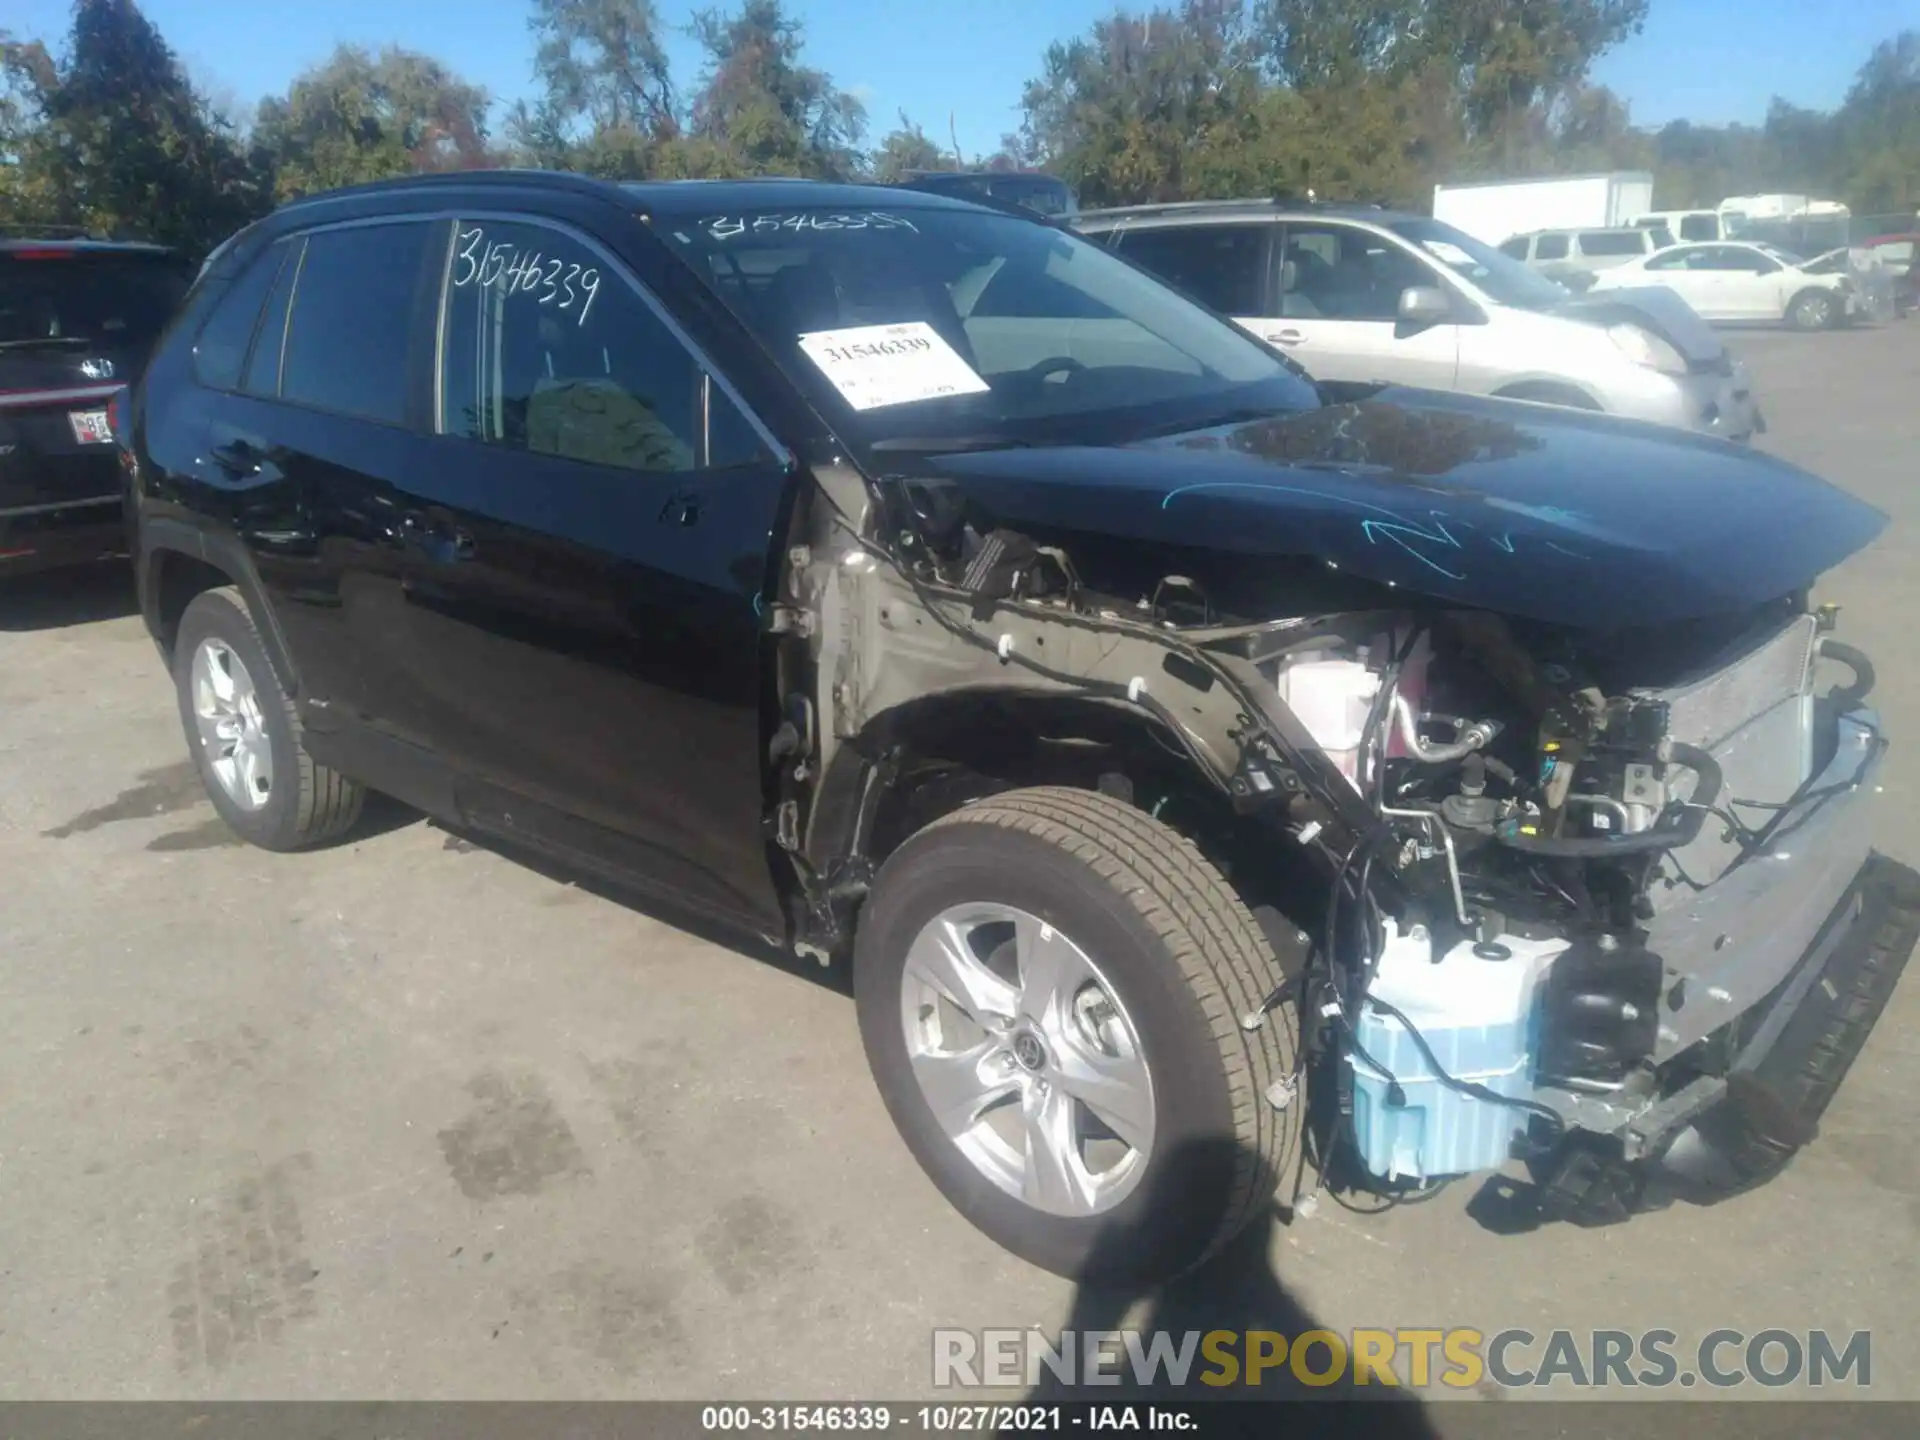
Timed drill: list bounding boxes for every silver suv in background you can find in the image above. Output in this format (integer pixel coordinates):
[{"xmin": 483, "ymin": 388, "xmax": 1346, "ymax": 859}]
[
  {"xmin": 1500, "ymin": 224, "xmax": 1674, "ymax": 290},
  {"xmin": 1076, "ymin": 200, "xmax": 1761, "ymax": 442}
]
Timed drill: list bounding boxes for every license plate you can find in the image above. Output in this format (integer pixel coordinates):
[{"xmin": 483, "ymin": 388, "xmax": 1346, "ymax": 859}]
[{"xmin": 68, "ymin": 409, "xmax": 113, "ymax": 445}]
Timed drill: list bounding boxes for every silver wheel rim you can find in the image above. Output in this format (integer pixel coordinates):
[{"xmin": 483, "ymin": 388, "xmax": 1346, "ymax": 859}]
[
  {"xmin": 190, "ymin": 638, "xmax": 274, "ymax": 812},
  {"xmin": 899, "ymin": 903, "xmax": 1156, "ymax": 1217}
]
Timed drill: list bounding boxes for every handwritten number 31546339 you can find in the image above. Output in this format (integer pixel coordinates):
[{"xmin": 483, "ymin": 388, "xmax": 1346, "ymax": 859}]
[{"xmin": 451, "ymin": 227, "xmax": 600, "ymax": 325}]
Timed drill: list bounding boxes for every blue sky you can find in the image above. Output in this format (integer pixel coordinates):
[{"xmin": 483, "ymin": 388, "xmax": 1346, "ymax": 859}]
[{"xmin": 11, "ymin": 0, "xmax": 1916, "ymax": 160}]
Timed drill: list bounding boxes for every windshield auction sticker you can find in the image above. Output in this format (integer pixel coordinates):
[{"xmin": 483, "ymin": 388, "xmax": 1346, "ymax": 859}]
[{"xmin": 797, "ymin": 322, "xmax": 990, "ymax": 411}]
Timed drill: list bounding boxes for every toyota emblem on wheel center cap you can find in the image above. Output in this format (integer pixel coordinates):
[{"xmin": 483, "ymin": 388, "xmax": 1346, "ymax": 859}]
[{"xmin": 1011, "ymin": 1032, "xmax": 1047, "ymax": 1072}]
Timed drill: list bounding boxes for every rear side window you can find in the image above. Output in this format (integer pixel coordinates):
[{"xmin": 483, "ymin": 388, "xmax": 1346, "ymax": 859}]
[
  {"xmin": 0, "ymin": 251, "xmax": 190, "ymax": 351},
  {"xmin": 1533, "ymin": 234, "xmax": 1570, "ymax": 260},
  {"xmin": 193, "ymin": 243, "xmax": 287, "ymax": 390},
  {"xmin": 1577, "ymin": 231, "xmax": 1643, "ymax": 257},
  {"xmin": 242, "ymin": 238, "xmax": 303, "ymax": 395},
  {"xmin": 282, "ymin": 222, "xmax": 435, "ymax": 425},
  {"xmin": 1112, "ymin": 225, "xmax": 1266, "ymax": 316},
  {"xmin": 438, "ymin": 218, "xmax": 705, "ymax": 473}
]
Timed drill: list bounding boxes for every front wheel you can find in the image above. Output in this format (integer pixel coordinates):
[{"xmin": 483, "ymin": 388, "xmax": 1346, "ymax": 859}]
[
  {"xmin": 854, "ymin": 786, "xmax": 1298, "ymax": 1283},
  {"xmin": 1787, "ymin": 289, "xmax": 1836, "ymax": 331}
]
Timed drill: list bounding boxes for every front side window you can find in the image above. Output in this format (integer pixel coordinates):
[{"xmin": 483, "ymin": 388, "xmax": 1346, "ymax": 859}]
[
  {"xmin": 282, "ymin": 222, "xmax": 433, "ymax": 424},
  {"xmin": 1498, "ymin": 237, "xmax": 1529, "ymax": 259},
  {"xmin": 652, "ymin": 200, "xmax": 1314, "ymax": 452},
  {"xmin": 1385, "ymin": 217, "xmax": 1570, "ymax": 310},
  {"xmin": 1679, "ymin": 214, "xmax": 1720, "ymax": 242},
  {"xmin": 1533, "ymin": 233, "xmax": 1570, "ymax": 261},
  {"xmin": 1113, "ymin": 224, "xmax": 1267, "ymax": 316},
  {"xmin": 1278, "ymin": 224, "xmax": 1433, "ymax": 322},
  {"xmin": 439, "ymin": 218, "xmax": 709, "ymax": 473}
]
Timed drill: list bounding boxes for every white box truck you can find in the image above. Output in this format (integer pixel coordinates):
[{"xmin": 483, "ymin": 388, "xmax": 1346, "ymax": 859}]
[{"xmin": 1431, "ymin": 171, "xmax": 1656, "ymax": 247}]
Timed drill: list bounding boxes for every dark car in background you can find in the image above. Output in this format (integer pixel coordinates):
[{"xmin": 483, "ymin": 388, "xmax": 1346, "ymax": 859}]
[
  {"xmin": 893, "ymin": 168, "xmax": 1078, "ymax": 218},
  {"xmin": 1, "ymin": 234, "xmax": 193, "ymax": 575}
]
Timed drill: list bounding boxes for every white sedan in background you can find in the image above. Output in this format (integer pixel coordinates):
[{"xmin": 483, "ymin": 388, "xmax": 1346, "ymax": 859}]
[{"xmin": 1588, "ymin": 241, "xmax": 1858, "ymax": 330}]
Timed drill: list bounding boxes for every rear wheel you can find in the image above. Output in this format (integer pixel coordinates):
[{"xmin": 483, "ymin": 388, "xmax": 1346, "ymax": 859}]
[
  {"xmin": 174, "ymin": 586, "xmax": 364, "ymax": 851},
  {"xmin": 1787, "ymin": 289, "xmax": 1836, "ymax": 331},
  {"xmin": 854, "ymin": 786, "xmax": 1298, "ymax": 1282}
]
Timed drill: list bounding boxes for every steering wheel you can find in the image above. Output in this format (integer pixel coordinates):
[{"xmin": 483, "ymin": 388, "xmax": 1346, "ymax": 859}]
[{"xmin": 1023, "ymin": 355, "xmax": 1086, "ymax": 385}]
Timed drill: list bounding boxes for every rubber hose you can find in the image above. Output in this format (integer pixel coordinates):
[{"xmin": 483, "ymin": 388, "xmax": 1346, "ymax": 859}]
[
  {"xmin": 1492, "ymin": 741, "xmax": 1722, "ymax": 858},
  {"xmin": 1818, "ymin": 637, "xmax": 1875, "ymax": 711}
]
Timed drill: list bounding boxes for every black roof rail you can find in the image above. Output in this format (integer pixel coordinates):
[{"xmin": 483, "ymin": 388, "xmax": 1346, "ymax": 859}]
[
  {"xmin": 276, "ymin": 166, "xmax": 624, "ymax": 213},
  {"xmin": 0, "ymin": 222, "xmax": 100, "ymax": 239}
]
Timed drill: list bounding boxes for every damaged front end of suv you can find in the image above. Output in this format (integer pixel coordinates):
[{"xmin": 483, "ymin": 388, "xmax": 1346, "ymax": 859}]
[
  {"xmin": 651, "ymin": 188, "xmax": 1914, "ymax": 1280},
  {"xmin": 775, "ymin": 387, "xmax": 1911, "ymax": 1245}
]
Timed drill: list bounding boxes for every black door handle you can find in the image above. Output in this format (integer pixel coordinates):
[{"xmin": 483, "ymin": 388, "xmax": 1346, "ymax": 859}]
[
  {"xmin": 659, "ymin": 488, "xmax": 701, "ymax": 527},
  {"xmin": 208, "ymin": 440, "xmax": 261, "ymax": 477},
  {"xmin": 401, "ymin": 511, "xmax": 476, "ymax": 563}
]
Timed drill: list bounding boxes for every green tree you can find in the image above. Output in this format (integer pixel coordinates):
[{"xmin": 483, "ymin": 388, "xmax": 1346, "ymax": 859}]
[
  {"xmin": 688, "ymin": 0, "xmax": 866, "ymax": 177},
  {"xmin": 870, "ymin": 112, "xmax": 948, "ymax": 183},
  {"xmin": 4, "ymin": 0, "xmax": 261, "ymax": 255},
  {"xmin": 1016, "ymin": 0, "xmax": 1262, "ymax": 204},
  {"xmin": 255, "ymin": 44, "xmax": 493, "ymax": 202},
  {"xmin": 1834, "ymin": 30, "xmax": 1919, "ymax": 213},
  {"xmin": 526, "ymin": 0, "xmax": 677, "ymax": 138}
]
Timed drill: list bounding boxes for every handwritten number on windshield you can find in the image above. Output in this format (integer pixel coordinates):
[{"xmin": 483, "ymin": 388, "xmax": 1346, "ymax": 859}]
[{"xmin": 452, "ymin": 226, "xmax": 599, "ymax": 326}]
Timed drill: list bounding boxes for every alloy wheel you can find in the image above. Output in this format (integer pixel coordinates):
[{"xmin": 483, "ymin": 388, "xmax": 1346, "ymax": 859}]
[
  {"xmin": 898, "ymin": 903, "xmax": 1156, "ymax": 1217},
  {"xmin": 190, "ymin": 637, "xmax": 274, "ymax": 811}
]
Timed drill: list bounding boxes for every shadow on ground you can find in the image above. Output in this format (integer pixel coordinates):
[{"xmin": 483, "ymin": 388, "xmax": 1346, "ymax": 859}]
[
  {"xmin": 0, "ymin": 562, "xmax": 138, "ymax": 631},
  {"xmin": 1004, "ymin": 1137, "xmax": 1445, "ymax": 1437},
  {"xmin": 430, "ymin": 818, "xmax": 851, "ymax": 999}
]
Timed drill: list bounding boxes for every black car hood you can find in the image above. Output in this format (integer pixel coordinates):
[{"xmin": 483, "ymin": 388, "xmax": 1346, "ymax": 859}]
[{"xmin": 911, "ymin": 389, "xmax": 1886, "ymax": 631}]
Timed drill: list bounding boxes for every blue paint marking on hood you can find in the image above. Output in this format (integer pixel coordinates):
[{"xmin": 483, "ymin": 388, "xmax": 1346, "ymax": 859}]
[{"xmin": 913, "ymin": 387, "xmax": 1887, "ymax": 631}]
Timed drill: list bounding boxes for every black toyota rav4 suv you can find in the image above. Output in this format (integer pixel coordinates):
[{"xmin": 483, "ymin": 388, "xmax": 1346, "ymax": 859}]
[
  {"xmin": 127, "ymin": 171, "xmax": 1915, "ymax": 1282},
  {"xmin": 2, "ymin": 235, "xmax": 192, "ymax": 574}
]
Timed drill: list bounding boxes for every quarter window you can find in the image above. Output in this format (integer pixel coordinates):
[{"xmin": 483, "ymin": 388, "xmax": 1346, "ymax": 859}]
[
  {"xmin": 193, "ymin": 242, "xmax": 288, "ymax": 391},
  {"xmin": 439, "ymin": 218, "xmax": 736, "ymax": 474},
  {"xmin": 282, "ymin": 222, "xmax": 434, "ymax": 425}
]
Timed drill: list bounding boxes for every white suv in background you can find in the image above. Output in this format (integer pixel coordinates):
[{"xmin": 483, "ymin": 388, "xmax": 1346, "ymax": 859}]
[
  {"xmin": 1076, "ymin": 200, "xmax": 1762, "ymax": 442},
  {"xmin": 1500, "ymin": 225, "xmax": 1674, "ymax": 290}
]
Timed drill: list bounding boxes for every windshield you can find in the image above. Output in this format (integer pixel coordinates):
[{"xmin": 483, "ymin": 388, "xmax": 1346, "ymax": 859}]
[
  {"xmin": 1385, "ymin": 217, "xmax": 1571, "ymax": 311},
  {"xmin": 654, "ymin": 203, "xmax": 1317, "ymax": 450},
  {"xmin": 0, "ymin": 252, "xmax": 190, "ymax": 349}
]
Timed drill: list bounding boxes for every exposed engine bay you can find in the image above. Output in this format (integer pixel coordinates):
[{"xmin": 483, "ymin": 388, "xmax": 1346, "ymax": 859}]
[{"xmin": 787, "ymin": 471, "xmax": 1895, "ymax": 1215}]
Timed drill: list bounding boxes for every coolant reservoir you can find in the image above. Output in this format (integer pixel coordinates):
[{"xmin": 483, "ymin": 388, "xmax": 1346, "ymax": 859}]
[
  {"xmin": 1347, "ymin": 922, "xmax": 1568, "ymax": 1183},
  {"xmin": 1275, "ymin": 652, "xmax": 1381, "ymax": 789}
]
